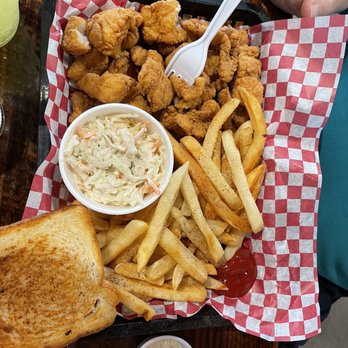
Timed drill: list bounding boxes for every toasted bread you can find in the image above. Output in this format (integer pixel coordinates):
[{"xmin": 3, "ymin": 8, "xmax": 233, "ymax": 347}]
[{"xmin": 0, "ymin": 205, "xmax": 119, "ymax": 348}]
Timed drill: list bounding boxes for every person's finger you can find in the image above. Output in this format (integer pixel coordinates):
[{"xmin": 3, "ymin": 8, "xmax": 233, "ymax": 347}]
[
  {"xmin": 270, "ymin": 0, "xmax": 303, "ymax": 17},
  {"xmin": 301, "ymin": 0, "xmax": 348, "ymax": 17}
]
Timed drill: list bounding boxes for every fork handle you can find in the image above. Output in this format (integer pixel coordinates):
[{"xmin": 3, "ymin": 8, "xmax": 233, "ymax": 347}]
[{"xmin": 200, "ymin": 0, "xmax": 241, "ymax": 46}]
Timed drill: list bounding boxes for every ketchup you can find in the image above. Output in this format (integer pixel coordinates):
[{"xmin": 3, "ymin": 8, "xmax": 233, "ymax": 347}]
[{"xmin": 215, "ymin": 246, "xmax": 257, "ymax": 298}]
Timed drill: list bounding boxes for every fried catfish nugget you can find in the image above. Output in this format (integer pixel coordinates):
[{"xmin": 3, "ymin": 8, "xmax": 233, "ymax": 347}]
[
  {"xmin": 77, "ymin": 71, "xmax": 136, "ymax": 103},
  {"xmin": 236, "ymin": 46, "xmax": 261, "ymax": 78},
  {"xmin": 138, "ymin": 50, "xmax": 174, "ymax": 112},
  {"xmin": 232, "ymin": 76, "xmax": 264, "ymax": 105},
  {"xmin": 62, "ymin": 16, "xmax": 91, "ymax": 56},
  {"xmin": 170, "ymin": 73, "xmax": 210, "ymax": 102},
  {"xmin": 69, "ymin": 91, "xmax": 98, "ymax": 123},
  {"xmin": 108, "ymin": 52, "xmax": 130, "ymax": 75},
  {"xmin": 181, "ymin": 19, "xmax": 237, "ymax": 83},
  {"xmin": 162, "ymin": 100, "xmax": 220, "ymax": 140},
  {"xmin": 130, "ymin": 45, "xmax": 148, "ymax": 66},
  {"xmin": 141, "ymin": 0, "xmax": 187, "ymax": 45},
  {"xmin": 86, "ymin": 8, "xmax": 143, "ymax": 57},
  {"xmin": 67, "ymin": 48, "xmax": 109, "ymax": 81}
]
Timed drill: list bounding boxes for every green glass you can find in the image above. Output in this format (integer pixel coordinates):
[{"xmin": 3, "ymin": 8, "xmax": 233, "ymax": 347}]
[{"xmin": 0, "ymin": 0, "xmax": 20, "ymax": 47}]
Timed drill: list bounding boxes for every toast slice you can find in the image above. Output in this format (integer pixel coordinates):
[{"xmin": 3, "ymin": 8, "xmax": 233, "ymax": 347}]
[{"xmin": 0, "ymin": 205, "xmax": 119, "ymax": 348}]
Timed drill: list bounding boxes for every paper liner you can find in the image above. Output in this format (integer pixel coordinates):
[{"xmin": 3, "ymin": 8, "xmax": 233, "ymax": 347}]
[{"xmin": 23, "ymin": 0, "xmax": 348, "ymax": 341}]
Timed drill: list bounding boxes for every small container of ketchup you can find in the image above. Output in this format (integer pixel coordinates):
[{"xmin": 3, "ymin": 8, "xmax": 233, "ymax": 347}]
[{"xmin": 215, "ymin": 246, "xmax": 257, "ymax": 298}]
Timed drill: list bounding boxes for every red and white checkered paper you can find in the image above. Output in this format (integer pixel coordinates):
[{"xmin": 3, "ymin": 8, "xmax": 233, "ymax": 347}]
[{"xmin": 23, "ymin": 0, "xmax": 348, "ymax": 341}]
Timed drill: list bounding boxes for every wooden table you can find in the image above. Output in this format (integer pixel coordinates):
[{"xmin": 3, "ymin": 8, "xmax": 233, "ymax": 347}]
[{"xmin": 0, "ymin": 1, "xmax": 282, "ymax": 347}]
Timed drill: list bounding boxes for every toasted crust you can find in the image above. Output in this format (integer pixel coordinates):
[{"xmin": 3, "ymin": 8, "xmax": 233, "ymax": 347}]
[{"xmin": 0, "ymin": 205, "xmax": 119, "ymax": 348}]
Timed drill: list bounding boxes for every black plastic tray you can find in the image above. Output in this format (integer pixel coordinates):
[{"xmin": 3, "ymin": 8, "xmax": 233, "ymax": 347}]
[{"xmin": 39, "ymin": 0, "xmax": 269, "ymax": 338}]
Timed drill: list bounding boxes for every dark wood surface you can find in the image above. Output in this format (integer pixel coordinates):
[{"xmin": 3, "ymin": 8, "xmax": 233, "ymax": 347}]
[{"xmin": 0, "ymin": 1, "xmax": 280, "ymax": 347}]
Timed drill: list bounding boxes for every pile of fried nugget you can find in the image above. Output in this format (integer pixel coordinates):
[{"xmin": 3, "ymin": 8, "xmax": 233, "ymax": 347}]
[
  {"xmin": 63, "ymin": 0, "xmax": 263, "ymax": 137},
  {"xmin": 62, "ymin": 0, "xmax": 267, "ymax": 321}
]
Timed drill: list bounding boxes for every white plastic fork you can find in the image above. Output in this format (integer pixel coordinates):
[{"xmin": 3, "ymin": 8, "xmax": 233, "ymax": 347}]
[{"xmin": 165, "ymin": 0, "xmax": 242, "ymax": 86}]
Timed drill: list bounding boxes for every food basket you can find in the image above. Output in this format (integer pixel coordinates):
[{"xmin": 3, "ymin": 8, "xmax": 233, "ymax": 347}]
[{"xmin": 30, "ymin": 0, "xmax": 348, "ymax": 342}]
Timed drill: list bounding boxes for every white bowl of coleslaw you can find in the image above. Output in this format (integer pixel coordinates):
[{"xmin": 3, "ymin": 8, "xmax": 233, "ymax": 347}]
[{"xmin": 59, "ymin": 103, "xmax": 174, "ymax": 215}]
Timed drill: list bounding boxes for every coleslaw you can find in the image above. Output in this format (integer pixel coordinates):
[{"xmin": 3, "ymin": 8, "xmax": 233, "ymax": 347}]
[{"xmin": 63, "ymin": 114, "xmax": 166, "ymax": 207}]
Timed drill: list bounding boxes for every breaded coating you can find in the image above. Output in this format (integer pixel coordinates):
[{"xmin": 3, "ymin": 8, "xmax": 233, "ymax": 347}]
[
  {"xmin": 232, "ymin": 76, "xmax": 264, "ymax": 105},
  {"xmin": 86, "ymin": 8, "xmax": 143, "ymax": 57},
  {"xmin": 76, "ymin": 71, "xmax": 136, "ymax": 103},
  {"xmin": 138, "ymin": 50, "xmax": 174, "ymax": 112},
  {"xmin": 108, "ymin": 53, "xmax": 130, "ymax": 74},
  {"xmin": 161, "ymin": 100, "xmax": 220, "ymax": 139},
  {"xmin": 204, "ymin": 50, "xmax": 220, "ymax": 78},
  {"xmin": 62, "ymin": 16, "xmax": 91, "ymax": 56},
  {"xmin": 126, "ymin": 94, "xmax": 150, "ymax": 113},
  {"xmin": 174, "ymin": 83, "xmax": 216, "ymax": 110},
  {"xmin": 214, "ymin": 79, "xmax": 228, "ymax": 92},
  {"xmin": 237, "ymin": 45, "xmax": 260, "ymax": 57},
  {"xmin": 236, "ymin": 56, "xmax": 262, "ymax": 78},
  {"xmin": 170, "ymin": 73, "xmax": 210, "ymax": 101},
  {"xmin": 217, "ymin": 88, "xmax": 232, "ymax": 107},
  {"xmin": 156, "ymin": 43, "xmax": 178, "ymax": 56},
  {"xmin": 182, "ymin": 19, "xmax": 237, "ymax": 82},
  {"xmin": 218, "ymin": 33, "xmax": 237, "ymax": 83},
  {"xmin": 69, "ymin": 91, "xmax": 97, "ymax": 123},
  {"xmin": 236, "ymin": 46, "xmax": 262, "ymax": 78},
  {"xmin": 181, "ymin": 18, "xmax": 208, "ymax": 41},
  {"xmin": 130, "ymin": 46, "xmax": 148, "ymax": 66},
  {"xmin": 67, "ymin": 48, "xmax": 109, "ymax": 81},
  {"xmin": 141, "ymin": 0, "xmax": 187, "ymax": 44}
]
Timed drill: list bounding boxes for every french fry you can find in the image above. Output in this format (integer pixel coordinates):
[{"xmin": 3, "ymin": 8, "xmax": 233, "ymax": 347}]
[
  {"xmin": 137, "ymin": 163, "xmax": 189, "ymax": 271},
  {"xmin": 109, "ymin": 241, "xmax": 141, "ymax": 267},
  {"xmin": 159, "ymin": 228, "xmax": 208, "ymax": 283},
  {"xmin": 195, "ymin": 249, "xmax": 210, "ymax": 263},
  {"xmin": 203, "ymin": 98, "xmax": 240, "ymax": 158},
  {"xmin": 102, "ymin": 220, "xmax": 148, "ymax": 265},
  {"xmin": 238, "ymin": 87, "xmax": 267, "ymax": 174},
  {"xmin": 170, "ymin": 207, "xmax": 211, "ymax": 259},
  {"xmin": 221, "ymin": 154, "xmax": 235, "ymax": 189},
  {"xmin": 222, "ymin": 130, "xmax": 264, "ymax": 233},
  {"xmin": 224, "ymin": 246, "xmax": 239, "ymax": 261},
  {"xmin": 105, "ymin": 269, "xmax": 155, "ymax": 321},
  {"xmin": 133, "ymin": 294, "xmax": 153, "ymax": 303},
  {"xmin": 239, "ymin": 126, "xmax": 254, "ymax": 161},
  {"xmin": 112, "ymin": 274, "xmax": 207, "ymax": 302},
  {"xmin": 207, "ymin": 219, "xmax": 228, "ymax": 237},
  {"xmin": 146, "ymin": 254, "xmax": 176, "ymax": 280},
  {"xmin": 180, "ymin": 172, "xmax": 224, "ymax": 264},
  {"xmin": 114, "ymin": 263, "xmax": 165, "ymax": 286},
  {"xmin": 218, "ymin": 232, "xmax": 238, "ymax": 247},
  {"xmin": 174, "ymin": 192, "xmax": 184, "ymax": 209},
  {"xmin": 224, "ymin": 228, "xmax": 247, "ymax": 260},
  {"xmin": 234, "ymin": 120, "xmax": 252, "ymax": 149},
  {"xmin": 172, "ymin": 264, "xmax": 186, "ymax": 290},
  {"xmin": 167, "ymin": 132, "xmax": 251, "ymax": 232},
  {"xmin": 180, "ymin": 201, "xmax": 191, "ymax": 217},
  {"xmin": 91, "ymin": 214, "xmax": 110, "ymax": 232},
  {"xmin": 204, "ymin": 276, "xmax": 228, "ymax": 291},
  {"xmin": 204, "ymin": 132, "xmax": 222, "ymax": 219},
  {"xmin": 247, "ymin": 163, "xmax": 266, "ymax": 201},
  {"xmin": 172, "ymin": 243, "xmax": 196, "ymax": 290},
  {"xmin": 204, "ymin": 263, "xmax": 217, "ymax": 276},
  {"xmin": 182, "ymin": 136, "xmax": 242, "ymax": 211},
  {"xmin": 96, "ymin": 232, "xmax": 108, "ymax": 249},
  {"xmin": 98, "ymin": 225, "xmax": 124, "ymax": 249},
  {"xmin": 148, "ymin": 245, "xmax": 167, "ymax": 265}
]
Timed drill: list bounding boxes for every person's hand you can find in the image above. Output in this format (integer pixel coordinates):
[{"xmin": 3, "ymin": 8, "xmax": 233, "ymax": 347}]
[{"xmin": 270, "ymin": 0, "xmax": 348, "ymax": 17}]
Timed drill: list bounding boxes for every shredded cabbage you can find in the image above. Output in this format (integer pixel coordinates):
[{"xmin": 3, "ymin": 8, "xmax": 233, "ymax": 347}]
[{"xmin": 64, "ymin": 114, "xmax": 165, "ymax": 207}]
